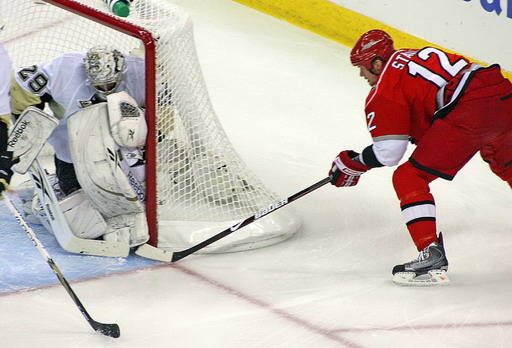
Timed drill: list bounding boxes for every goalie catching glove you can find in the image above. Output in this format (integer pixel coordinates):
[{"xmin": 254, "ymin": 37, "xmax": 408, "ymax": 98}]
[
  {"xmin": 107, "ymin": 91, "xmax": 147, "ymax": 149},
  {"xmin": 329, "ymin": 150, "xmax": 370, "ymax": 187},
  {"xmin": 0, "ymin": 151, "xmax": 19, "ymax": 198}
]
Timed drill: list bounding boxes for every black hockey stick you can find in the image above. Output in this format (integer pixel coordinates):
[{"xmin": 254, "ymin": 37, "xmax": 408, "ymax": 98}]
[
  {"xmin": 4, "ymin": 196, "xmax": 120, "ymax": 338},
  {"xmin": 170, "ymin": 176, "xmax": 332, "ymax": 262}
]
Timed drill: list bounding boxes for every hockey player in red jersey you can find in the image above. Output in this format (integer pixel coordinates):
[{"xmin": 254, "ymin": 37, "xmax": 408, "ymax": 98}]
[{"xmin": 329, "ymin": 29, "xmax": 512, "ymax": 286}]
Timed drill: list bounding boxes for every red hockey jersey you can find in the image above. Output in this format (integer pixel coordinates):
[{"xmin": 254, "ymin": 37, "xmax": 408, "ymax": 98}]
[{"xmin": 365, "ymin": 47, "xmax": 473, "ymax": 143}]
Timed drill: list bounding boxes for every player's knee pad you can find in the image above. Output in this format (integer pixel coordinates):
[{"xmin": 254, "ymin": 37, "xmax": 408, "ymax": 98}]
[
  {"xmin": 59, "ymin": 189, "xmax": 107, "ymax": 239},
  {"xmin": 392, "ymin": 161, "xmax": 436, "ymax": 203}
]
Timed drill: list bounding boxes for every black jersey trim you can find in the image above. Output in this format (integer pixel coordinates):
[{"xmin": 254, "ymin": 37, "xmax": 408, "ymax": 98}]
[{"xmin": 409, "ymin": 157, "xmax": 454, "ymax": 181}]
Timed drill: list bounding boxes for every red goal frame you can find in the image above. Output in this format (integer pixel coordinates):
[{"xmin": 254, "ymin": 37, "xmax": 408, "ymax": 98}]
[{"xmin": 44, "ymin": 0, "xmax": 159, "ymax": 246}]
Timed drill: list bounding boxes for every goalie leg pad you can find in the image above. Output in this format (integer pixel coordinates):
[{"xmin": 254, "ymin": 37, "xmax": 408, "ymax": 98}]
[
  {"xmin": 15, "ymin": 178, "xmax": 36, "ymax": 202},
  {"xmin": 59, "ymin": 189, "xmax": 107, "ymax": 239},
  {"xmin": 67, "ymin": 103, "xmax": 146, "ymax": 215},
  {"xmin": 16, "ymin": 179, "xmax": 43, "ymax": 224},
  {"xmin": 67, "ymin": 103, "xmax": 149, "ymax": 245},
  {"xmin": 30, "ymin": 193, "xmax": 49, "ymax": 228},
  {"xmin": 17, "ymin": 176, "xmax": 60, "ymax": 228},
  {"xmin": 103, "ymin": 212, "xmax": 149, "ymax": 247}
]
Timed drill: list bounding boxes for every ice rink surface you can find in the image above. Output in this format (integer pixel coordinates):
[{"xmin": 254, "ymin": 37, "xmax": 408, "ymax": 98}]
[{"xmin": 1, "ymin": 0, "xmax": 512, "ymax": 347}]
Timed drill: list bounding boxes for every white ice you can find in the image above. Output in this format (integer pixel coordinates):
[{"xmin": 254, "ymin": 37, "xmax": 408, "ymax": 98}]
[{"xmin": 1, "ymin": 0, "xmax": 512, "ymax": 347}]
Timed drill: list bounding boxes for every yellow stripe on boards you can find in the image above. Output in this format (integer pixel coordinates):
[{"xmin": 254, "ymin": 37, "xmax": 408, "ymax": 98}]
[{"xmin": 233, "ymin": 0, "xmax": 512, "ymax": 80}]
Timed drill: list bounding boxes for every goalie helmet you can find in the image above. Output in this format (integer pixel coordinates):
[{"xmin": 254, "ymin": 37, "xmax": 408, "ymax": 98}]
[
  {"xmin": 84, "ymin": 46, "xmax": 124, "ymax": 99},
  {"xmin": 350, "ymin": 29, "xmax": 395, "ymax": 71}
]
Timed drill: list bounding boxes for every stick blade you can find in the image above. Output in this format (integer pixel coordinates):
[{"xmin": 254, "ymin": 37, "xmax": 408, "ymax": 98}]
[
  {"xmin": 135, "ymin": 243, "xmax": 173, "ymax": 262},
  {"xmin": 92, "ymin": 321, "xmax": 120, "ymax": 338},
  {"xmin": 171, "ymin": 250, "xmax": 187, "ymax": 262}
]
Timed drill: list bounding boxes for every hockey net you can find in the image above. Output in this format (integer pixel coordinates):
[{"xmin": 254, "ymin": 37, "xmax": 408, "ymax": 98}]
[{"xmin": 2, "ymin": 0, "xmax": 300, "ymax": 252}]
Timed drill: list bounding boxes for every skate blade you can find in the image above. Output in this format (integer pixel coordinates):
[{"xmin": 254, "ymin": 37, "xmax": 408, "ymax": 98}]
[{"xmin": 393, "ymin": 269, "xmax": 450, "ymax": 287}]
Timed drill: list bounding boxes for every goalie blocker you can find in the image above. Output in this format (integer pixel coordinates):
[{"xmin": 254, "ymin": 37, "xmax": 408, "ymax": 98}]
[{"xmin": 7, "ymin": 106, "xmax": 59, "ymax": 174}]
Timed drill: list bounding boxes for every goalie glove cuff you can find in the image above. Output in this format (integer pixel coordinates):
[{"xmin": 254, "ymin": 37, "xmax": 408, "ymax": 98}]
[
  {"xmin": 0, "ymin": 151, "xmax": 17, "ymax": 194},
  {"xmin": 0, "ymin": 178, "xmax": 9, "ymax": 197}
]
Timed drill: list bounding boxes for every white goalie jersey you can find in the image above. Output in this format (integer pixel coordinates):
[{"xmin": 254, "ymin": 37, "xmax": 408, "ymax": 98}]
[{"xmin": 13, "ymin": 52, "xmax": 145, "ymax": 163}]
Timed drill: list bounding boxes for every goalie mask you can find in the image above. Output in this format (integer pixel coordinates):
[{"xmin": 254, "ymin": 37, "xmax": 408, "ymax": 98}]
[
  {"xmin": 350, "ymin": 29, "xmax": 395, "ymax": 71},
  {"xmin": 84, "ymin": 46, "xmax": 124, "ymax": 99}
]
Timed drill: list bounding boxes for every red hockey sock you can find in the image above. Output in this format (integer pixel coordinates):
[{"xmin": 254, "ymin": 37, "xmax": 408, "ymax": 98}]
[
  {"xmin": 393, "ymin": 162, "xmax": 439, "ymax": 251},
  {"xmin": 407, "ymin": 218, "xmax": 438, "ymax": 251}
]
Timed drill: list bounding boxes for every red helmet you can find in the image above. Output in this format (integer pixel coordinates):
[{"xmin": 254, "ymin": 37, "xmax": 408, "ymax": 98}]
[{"xmin": 350, "ymin": 30, "xmax": 395, "ymax": 70}]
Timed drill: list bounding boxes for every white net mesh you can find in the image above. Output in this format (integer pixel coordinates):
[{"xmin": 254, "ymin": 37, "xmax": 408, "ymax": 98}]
[{"xmin": 2, "ymin": 0, "xmax": 299, "ymax": 251}]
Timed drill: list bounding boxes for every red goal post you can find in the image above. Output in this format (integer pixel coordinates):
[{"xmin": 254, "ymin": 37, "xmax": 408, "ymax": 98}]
[{"xmin": 43, "ymin": 0, "xmax": 160, "ymax": 245}]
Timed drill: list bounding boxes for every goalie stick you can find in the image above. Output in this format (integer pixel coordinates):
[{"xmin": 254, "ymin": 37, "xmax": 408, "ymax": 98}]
[
  {"xmin": 163, "ymin": 176, "xmax": 332, "ymax": 262},
  {"xmin": 3, "ymin": 195, "xmax": 120, "ymax": 338},
  {"xmin": 29, "ymin": 159, "xmax": 130, "ymax": 257}
]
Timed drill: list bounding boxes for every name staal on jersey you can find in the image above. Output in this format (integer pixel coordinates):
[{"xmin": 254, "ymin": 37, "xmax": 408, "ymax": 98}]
[{"xmin": 364, "ymin": 47, "xmax": 480, "ymax": 145}]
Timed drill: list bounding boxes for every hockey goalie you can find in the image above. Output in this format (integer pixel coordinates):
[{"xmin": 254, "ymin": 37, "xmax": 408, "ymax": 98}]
[
  {"xmin": 10, "ymin": 46, "xmax": 149, "ymax": 256},
  {"xmin": 14, "ymin": 92, "xmax": 149, "ymax": 252},
  {"xmin": 9, "ymin": 44, "xmax": 300, "ymax": 258}
]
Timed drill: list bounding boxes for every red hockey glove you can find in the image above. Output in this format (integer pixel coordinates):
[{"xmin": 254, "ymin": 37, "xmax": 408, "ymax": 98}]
[{"xmin": 329, "ymin": 150, "xmax": 370, "ymax": 187}]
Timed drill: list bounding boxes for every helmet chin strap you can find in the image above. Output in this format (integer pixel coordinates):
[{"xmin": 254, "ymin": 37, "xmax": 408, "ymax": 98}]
[
  {"xmin": 93, "ymin": 82, "xmax": 120, "ymax": 101},
  {"xmin": 94, "ymin": 92, "xmax": 108, "ymax": 101}
]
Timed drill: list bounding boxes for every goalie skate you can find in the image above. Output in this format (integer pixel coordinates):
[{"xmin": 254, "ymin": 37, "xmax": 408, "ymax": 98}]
[
  {"xmin": 392, "ymin": 232, "xmax": 450, "ymax": 287},
  {"xmin": 16, "ymin": 175, "xmax": 63, "ymax": 228}
]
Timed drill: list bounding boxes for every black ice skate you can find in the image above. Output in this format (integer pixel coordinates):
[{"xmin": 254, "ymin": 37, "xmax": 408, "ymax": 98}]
[{"xmin": 392, "ymin": 232, "xmax": 449, "ymax": 286}]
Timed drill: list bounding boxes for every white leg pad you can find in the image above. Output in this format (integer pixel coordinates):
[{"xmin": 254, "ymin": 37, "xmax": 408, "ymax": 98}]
[
  {"xmin": 59, "ymin": 190, "xmax": 107, "ymax": 239},
  {"xmin": 30, "ymin": 193, "xmax": 50, "ymax": 228},
  {"xmin": 103, "ymin": 212, "xmax": 149, "ymax": 247},
  {"xmin": 16, "ymin": 179, "xmax": 44, "ymax": 225},
  {"xmin": 67, "ymin": 103, "xmax": 149, "ymax": 245},
  {"xmin": 15, "ymin": 179, "xmax": 36, "ymax": 202}
]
